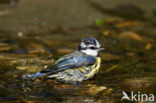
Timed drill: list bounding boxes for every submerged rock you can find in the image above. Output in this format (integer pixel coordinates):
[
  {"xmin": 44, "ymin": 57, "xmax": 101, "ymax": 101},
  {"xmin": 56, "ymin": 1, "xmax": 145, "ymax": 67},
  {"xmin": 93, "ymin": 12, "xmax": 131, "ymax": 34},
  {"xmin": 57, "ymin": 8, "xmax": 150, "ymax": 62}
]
[
  {"xmin": 78, "ymin": 84, "xmax": 109, "ymax": 96},
  {"xmin": 115, "ymin": 20, "xmax": 142, "ymax": 28},
  {"xmin": 119, "ymin": 31, "xmax": 144, "ymax": 42},
  {"xmin": 0, "ymin": 43, "xmax": 12, "ymax": 52},
  {"xmin": 0, "ymin": 54, "xmax": 55, "ymax": 73},
  {"xmin": 86, "ymin": 84, "xmax": 107, "ymax": 95},
  {"xmin": 65, "ymin": 96, "xmax": 95, "ymax": 103},
  {"xmin": 9, "ymin": 56, "xmax": 54, "ymax": 66},
  {"xmin": 26, "ymin": 43, "xmax": 50, "ymax": 54},
  {"xmin": 105, "ymin": 65, "xmax": 119, "ymax": 73},
  {"xmin": 16, "ymin": 65, "xmax": 43, "ymax": 73},
  {"xmin": 122, "ymin": 77, "xmax": 155, "ymax": 93},
  {"xmin": 104, "ymin": 17, "xmax": 123, "ymax": 24},
  {"xmin": 145, "ymin": 43, "xmax": 152, "ymax": 50}
]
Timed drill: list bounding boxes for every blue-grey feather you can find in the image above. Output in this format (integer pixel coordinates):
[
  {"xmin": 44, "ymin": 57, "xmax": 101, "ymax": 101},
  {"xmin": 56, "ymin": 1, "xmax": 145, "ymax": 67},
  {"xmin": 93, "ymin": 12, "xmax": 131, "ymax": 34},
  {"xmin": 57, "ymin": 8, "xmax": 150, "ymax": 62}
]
[
  {"xmin": 24, "ymin": 72, "xmax": 46, "ymax": 79},
  {"xmin": 40, "ymin": 51, "xmax": 96, "ymax": 74}
]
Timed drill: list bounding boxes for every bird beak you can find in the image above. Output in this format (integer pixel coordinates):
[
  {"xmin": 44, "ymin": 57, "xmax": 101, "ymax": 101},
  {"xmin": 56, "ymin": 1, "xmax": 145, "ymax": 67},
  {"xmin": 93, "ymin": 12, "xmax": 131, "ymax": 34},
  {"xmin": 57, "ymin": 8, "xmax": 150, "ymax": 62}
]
[{"xmin": 98, "ymin": 48, "xmax": 104, "ymax": 51}]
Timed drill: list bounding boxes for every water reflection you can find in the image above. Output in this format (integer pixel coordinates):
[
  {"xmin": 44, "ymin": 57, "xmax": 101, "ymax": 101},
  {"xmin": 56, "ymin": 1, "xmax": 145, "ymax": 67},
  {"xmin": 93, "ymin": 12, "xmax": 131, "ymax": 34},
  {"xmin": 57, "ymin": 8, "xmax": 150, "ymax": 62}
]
[{"xmin": 0, "ymin": 0, "xmax": 156, "ymax": 103}]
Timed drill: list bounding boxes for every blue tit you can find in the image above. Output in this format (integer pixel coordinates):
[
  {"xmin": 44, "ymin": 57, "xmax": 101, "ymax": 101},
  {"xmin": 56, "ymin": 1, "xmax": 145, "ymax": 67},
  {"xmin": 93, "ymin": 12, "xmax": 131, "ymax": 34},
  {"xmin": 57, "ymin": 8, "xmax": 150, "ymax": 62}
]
[{"xmin": 25, "ymin": 37, "xmax": 104, "ymax": 83}]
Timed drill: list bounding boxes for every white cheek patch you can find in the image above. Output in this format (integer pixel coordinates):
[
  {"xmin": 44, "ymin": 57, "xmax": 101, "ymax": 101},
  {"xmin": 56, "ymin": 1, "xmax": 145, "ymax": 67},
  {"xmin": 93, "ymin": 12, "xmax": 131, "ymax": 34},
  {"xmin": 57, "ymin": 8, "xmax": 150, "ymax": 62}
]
[
  {"xmin": 88, "ymin": 44, "xmax": 95, "ymax": 47},
  {"xmin": 81, "ymin": 49, "xmax": 98, "ymax": 56}
]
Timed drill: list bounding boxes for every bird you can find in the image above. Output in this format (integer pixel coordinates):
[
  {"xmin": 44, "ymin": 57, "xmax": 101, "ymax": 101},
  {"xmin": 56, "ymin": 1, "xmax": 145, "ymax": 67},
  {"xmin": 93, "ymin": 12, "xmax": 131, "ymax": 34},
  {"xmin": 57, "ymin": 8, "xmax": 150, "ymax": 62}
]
[{"xmin": 25, "ymin": 37, "xmax": 104, "ymax": 83}]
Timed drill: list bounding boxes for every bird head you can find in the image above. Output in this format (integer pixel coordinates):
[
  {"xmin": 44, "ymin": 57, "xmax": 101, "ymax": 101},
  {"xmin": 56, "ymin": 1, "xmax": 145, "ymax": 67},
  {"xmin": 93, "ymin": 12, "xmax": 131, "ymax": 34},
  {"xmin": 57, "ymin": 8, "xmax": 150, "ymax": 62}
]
[{"xmin": 78, "ymin": 37, "xmax": 104, "ymax": 56}]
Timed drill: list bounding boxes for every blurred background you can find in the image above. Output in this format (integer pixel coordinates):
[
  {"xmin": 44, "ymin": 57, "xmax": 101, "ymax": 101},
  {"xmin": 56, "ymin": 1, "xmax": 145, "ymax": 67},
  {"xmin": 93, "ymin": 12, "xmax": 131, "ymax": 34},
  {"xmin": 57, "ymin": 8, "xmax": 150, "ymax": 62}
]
[{"xmin": 0, "ymin": 0, "xmax": 156, "ymax": 103}]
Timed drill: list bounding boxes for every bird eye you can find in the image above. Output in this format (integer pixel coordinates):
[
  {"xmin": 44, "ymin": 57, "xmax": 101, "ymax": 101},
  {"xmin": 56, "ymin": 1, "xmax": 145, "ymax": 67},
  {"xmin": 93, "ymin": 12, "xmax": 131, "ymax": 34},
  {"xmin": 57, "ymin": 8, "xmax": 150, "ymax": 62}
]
[{"xmin": 90, "ymin": 46, "xmax": 97, "ymax": 49}]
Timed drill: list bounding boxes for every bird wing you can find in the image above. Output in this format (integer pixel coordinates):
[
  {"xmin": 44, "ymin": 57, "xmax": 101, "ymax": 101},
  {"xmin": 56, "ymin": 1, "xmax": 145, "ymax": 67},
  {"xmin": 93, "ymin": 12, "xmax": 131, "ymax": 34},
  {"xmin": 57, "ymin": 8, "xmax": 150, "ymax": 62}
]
[
  {"xmin": 54, "ymin": 52, "xmax": 75, "ymax": 65},
  {"xmin": 40, "ymin": 54, "xmax": 96, "ymax": 74}
]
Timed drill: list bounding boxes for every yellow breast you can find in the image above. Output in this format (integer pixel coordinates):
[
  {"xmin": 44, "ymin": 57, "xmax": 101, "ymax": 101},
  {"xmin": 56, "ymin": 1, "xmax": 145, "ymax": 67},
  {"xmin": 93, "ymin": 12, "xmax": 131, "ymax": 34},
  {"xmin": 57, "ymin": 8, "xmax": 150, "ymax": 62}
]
[
  {"xmin": 84, "ymin": 57, "xmax": 101, "ymax": 79},
  {"xmin": 54, "ymin": 57, "xmax": 101, "ymax": 82}
]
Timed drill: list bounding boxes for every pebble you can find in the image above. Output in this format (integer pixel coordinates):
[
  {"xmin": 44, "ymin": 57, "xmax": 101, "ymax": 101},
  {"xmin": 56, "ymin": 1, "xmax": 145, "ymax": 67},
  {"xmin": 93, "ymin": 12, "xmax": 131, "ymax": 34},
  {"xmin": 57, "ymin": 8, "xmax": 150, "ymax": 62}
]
[{"xmin": 119, "ymin": 31, "xmax": 144, "ymax": 42}]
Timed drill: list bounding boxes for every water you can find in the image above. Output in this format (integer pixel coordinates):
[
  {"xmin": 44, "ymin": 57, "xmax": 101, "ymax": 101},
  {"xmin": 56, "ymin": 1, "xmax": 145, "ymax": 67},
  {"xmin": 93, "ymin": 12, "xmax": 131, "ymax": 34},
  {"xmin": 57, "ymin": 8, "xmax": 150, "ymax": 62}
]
[{"xmin": 0, "ymin": 0, "xmax": 156, "ymax": 103}]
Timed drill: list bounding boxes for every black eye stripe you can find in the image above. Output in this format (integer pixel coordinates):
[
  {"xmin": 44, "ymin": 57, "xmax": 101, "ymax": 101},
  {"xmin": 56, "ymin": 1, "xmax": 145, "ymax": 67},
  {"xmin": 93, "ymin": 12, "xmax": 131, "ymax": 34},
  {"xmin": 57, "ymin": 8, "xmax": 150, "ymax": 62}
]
[
  {"xmin": 89, "ymin": 47, "xmax": 97, "ymax": 49},
  {"xmin": 81, "ymin": 47, "xmax": 97, "ymax": 50}
]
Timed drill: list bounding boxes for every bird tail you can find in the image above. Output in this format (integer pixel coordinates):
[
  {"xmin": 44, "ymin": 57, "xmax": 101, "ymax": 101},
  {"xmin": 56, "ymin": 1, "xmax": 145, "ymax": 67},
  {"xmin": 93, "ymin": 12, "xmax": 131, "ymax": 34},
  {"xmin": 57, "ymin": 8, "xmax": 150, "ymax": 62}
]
[{"xmin": 24, "ymin": 72, "xmax": 46, "ymax": 79}]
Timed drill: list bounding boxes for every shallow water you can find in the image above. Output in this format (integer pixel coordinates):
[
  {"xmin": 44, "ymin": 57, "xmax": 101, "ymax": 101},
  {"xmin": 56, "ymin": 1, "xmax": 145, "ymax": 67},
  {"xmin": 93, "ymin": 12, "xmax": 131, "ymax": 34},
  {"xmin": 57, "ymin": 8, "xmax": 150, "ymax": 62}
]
[{"xmin": 0, "ymin": 0, "xmax": 156, "ymax": 103}]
